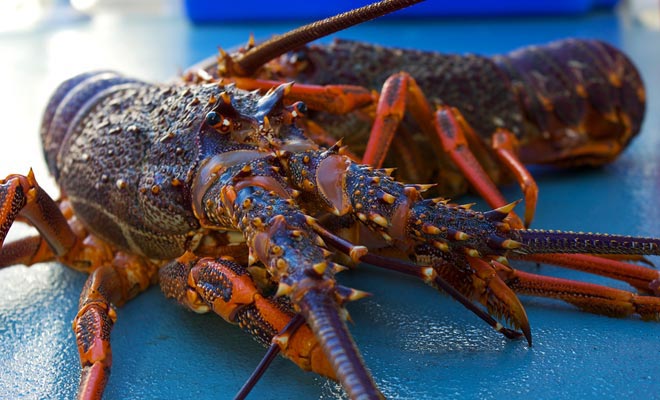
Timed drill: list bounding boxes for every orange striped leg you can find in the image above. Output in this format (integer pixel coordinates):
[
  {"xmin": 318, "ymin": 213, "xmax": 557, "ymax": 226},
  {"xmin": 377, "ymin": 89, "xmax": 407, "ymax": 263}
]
[
  {"xmin": 491, "ymin": 129, "xmax": 538, "ymax": 227},
  {"xmin": 496, "ymin": 265, "xmax": 660, "ymax": 320},
  {"xmin": 358, "ymin": 74, "xmax": 532, "ymax": 227},
  {"xmin": 513, "ymin": 253, "xmax": 660, "ymax": 295},
  {"xmin": 0, "ymin": 235, "xmax": 56, "ymax": 268},
  {"xmin": 0, "ymin": 171, "xmax": 75, "ymax": 255},
  {"xmin": 227, "ymin": 77, "xmax": 375, "ymax": 114},
  {"xmin": 361, "ymin": 72, "xmax": 436, "ymax": 168},
  {"xmin": 159, "ymin": 254, "xmax": 335, "ymax": 380},
  {"xmin": 434, "ymin": 107, "xmax": 526, "ymax": 228},
  {"xmin": 74, "ymin": 265, "xmax": 120, "ymax": 400},
  {"xmin": 74, "ymin": 253, "xmax": 159, "ymax": 400}
]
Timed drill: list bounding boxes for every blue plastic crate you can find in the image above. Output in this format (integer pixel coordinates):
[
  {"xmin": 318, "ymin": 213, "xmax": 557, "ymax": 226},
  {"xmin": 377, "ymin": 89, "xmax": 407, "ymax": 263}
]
[{"xmin": 184, "ymin": 0, "xmax": 619, "ymax": 23}]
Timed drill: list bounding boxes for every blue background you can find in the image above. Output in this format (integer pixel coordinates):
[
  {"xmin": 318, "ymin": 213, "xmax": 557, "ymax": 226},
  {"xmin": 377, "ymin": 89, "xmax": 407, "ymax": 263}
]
[{"xmin": 1, "ymin": 3, "xmax": 659, "ymax": 399}]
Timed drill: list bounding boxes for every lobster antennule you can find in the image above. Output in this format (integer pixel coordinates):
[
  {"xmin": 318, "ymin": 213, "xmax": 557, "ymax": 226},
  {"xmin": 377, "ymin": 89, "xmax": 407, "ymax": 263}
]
[{"xmin": 514, "ymin": 229, "xmax": 660, "ymax": 255}]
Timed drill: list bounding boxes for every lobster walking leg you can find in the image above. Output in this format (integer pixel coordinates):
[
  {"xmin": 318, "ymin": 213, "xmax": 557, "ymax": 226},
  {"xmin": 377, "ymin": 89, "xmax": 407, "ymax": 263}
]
[
  {"xmin": 74, "ymin": 265, "xmax": 120, "ymax": 400},
  {"xmin": 0, "ymin": 171, "xmax": 76, "ymax": 255},
  {"xmin": 497, "ymin": 266, "xmax": 660, "ymax": 319},
  {"xmin": 74, "ymin": 253, "xmax": 159, "ymax": 400},
  {"xmin": 0, "ymin": 172, "xmax": 161, "ymax": 399},
  {"xmin": 513, "ymin": 253, "xmax": 660, "ymax": 295},
  {"xmin": 434, "ymin": 107, "xmax": 538, "ymax": 228},
  {"xmin": 159, "ymin": 253, "xmax": 335, "ymax": 379},
  {"xmin": 0, "ymin": 235, "xmax": 54, "ymax": 267},
  {"xmin": 491, "ymin": 129, "xmax": 538, "ymax": 227},
  {"xmin": 227, "ymin": 77, "xmax": 375, "ymax": 114},
  {"xmin": 361, "ymin": 72, "xmax": 435, "ymax": 168}
]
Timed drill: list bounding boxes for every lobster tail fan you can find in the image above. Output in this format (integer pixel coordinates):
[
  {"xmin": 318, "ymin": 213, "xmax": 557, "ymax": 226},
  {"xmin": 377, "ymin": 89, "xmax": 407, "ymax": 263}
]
[{"xmin": 514, "ymin": 229, "xmax": 660, "ymax": 256}]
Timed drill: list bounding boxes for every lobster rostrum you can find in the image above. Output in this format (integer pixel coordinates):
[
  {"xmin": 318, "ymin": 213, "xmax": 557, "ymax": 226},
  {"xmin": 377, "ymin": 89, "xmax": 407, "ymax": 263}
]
[{"xmin": 1, "ymin": 1, "xmax": 658, "ymax": 399}]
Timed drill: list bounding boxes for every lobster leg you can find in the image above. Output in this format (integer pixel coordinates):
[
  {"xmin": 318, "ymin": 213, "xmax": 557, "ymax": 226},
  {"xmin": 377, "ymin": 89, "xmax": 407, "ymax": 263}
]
[
  {"xmin": 0, "ymin": 171, "xmax": 76, "ymax": 255},
  {"xmin": 159, "ymin": 253, "xmax": 335, "ymax": 380},
  {"xmin": 352, "ymin": 72, "xmax": 535, "ymax": 227},
  {"xmin": 491, "ymin": 129, "xmax": 538, "ymax": 228},
  {"xmin": 434, "ymin": 107, "xmax": 509, "ymax": 209},
  {"xmin": 0, "ymin": 234, "xmax": 55, "ymax": 267},
  {"xmin": 74, "ymin": 252, "xmax": 159, "ymax": 400},
  {"xmin": 74, "ymin": 265, "xmax": 120, "ymax": 400},
  {"xmin": 434, "ymin": 107, "xmax": 540, "ymax": 228},
  {"xmin": 512, "ymin": 253, "xmax": 660, "ymax": 295},
  {"xmin": 0, "ymin": 171, "xmax": 161, "ymax": 399},
  {"xmin": 494, "ymin": 263, "xmax": 660, "ymax": 320},
  {"xmin": 227, "ymin": 77, "xmax": 375, "ymax": 114},
  {"xmin": 361, "ymin": 72, "xmax": 435, "ymax": 168}
]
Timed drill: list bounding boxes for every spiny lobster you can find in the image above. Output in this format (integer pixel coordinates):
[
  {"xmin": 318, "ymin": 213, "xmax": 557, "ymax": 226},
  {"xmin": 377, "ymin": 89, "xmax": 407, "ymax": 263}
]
[{"xmin": 0, "ymin": 1, "xmax": 657, "ymax": 399}]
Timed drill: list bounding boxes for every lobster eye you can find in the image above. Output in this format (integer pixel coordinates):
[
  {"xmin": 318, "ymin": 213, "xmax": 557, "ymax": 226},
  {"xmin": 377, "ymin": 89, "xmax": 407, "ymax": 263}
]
[
  {"xmin": 206, "ymin": 111, "xmax": 220, "ymax": 126},
  {"xmin": 291, "ymin": 101, "xmax": 307, "ymax": 119},
  {"xmin": 206, "ymin": 111, "xmax": 232, "ymax": 133},
  {"xmin": 294, "ymin": 101, "xmax": 307, "ymax": 116}
]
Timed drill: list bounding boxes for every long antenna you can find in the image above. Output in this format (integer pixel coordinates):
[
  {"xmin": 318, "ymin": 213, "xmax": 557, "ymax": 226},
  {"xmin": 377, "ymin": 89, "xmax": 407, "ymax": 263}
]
[{"xmin": 231, "ymin": 0, "xmax": 426, "ymax": 76}]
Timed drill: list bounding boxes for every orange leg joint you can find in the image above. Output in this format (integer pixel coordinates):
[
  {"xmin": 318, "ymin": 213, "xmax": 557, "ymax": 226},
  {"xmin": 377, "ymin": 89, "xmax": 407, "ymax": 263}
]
[{"xmin": 159, "ymin": 254, "xmax": 335, "ymax": 379}]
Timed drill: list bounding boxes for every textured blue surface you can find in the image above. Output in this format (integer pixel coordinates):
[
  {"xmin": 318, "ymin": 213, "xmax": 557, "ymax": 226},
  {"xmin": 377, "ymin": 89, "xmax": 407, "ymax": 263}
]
[{"xmin": 1, "ymin": 6, "xmax": 660, "ymax": 400}]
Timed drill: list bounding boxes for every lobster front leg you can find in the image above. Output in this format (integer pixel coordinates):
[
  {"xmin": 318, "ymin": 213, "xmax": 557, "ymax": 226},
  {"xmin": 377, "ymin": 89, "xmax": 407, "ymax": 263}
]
[
  {"xmin": 159, "ymin": 252, "xmax": 335, "ymax": 379},
  {"xmin": 0, "ymin": 171, "xmax": 160, "ymax": 399}
]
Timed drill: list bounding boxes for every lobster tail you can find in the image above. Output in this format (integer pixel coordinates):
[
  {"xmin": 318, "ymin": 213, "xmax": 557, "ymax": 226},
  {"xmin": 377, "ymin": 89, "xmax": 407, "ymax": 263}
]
[
  {"xmin": 495, "ymin": 39, "xmax": 646, "ymax": 167},
  {"xmin": 514, "ymin": 229, "xmax": 660, "ymax": 256}
]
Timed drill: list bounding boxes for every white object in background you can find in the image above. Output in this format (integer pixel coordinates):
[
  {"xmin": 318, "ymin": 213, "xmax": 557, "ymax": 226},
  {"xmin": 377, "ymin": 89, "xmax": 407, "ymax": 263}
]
[{"xmin": 627, "ymin": 0, "xmax": 660, "ymax": 29}]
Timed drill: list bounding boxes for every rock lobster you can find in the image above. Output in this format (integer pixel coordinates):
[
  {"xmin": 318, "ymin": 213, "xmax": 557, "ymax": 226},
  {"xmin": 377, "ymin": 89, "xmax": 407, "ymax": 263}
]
[{"xmin": 0, "ymin": 0, "xmax": 657, "ymax": 399}]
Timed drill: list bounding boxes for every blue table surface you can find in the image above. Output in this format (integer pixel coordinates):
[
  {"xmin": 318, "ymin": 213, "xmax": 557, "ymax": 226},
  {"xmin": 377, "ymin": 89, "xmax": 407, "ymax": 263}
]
[{"xmin": 1, "ymin": 5, "xmax": 660, "ymax": 400}]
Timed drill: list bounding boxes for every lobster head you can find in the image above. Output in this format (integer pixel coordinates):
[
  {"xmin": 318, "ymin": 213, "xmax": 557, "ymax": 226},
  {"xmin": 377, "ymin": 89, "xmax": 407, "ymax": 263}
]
[{"xmin": 200, "ymin": 82, "xmax": 314, "ymax": 154}]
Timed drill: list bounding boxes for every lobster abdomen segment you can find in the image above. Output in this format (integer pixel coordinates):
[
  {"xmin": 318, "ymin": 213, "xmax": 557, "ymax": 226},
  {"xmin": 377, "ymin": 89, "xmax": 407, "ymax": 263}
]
[{"xmin": 494, "ymin": 39, "xmax": 645, "ymax": 166}]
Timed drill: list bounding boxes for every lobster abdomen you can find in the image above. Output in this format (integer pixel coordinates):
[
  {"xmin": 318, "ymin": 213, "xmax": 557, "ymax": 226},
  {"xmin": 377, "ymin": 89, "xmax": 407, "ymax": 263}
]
[
  {"xmin": 261, "ymin": 38, "xmax": 645, "ymax": 167},
  {"xmin": 494, "ymin": 38, "xmax": 645, "ymax": 166}
]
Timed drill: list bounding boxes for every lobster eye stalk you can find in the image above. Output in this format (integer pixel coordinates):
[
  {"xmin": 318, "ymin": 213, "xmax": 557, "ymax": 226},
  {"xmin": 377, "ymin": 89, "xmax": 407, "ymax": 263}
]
[{"xmin": 231, "ymin": 0, "xmax": 426, "ymax": 76}]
